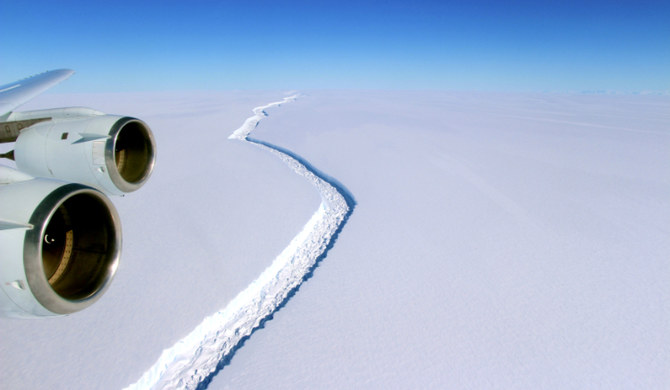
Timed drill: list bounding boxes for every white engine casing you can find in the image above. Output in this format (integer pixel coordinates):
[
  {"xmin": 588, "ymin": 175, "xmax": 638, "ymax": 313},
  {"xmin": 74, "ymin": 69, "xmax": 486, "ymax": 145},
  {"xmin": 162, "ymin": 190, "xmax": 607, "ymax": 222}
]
[{"xmin": 14, "ymin": 112, "xmax": 156, "ymax": 196}]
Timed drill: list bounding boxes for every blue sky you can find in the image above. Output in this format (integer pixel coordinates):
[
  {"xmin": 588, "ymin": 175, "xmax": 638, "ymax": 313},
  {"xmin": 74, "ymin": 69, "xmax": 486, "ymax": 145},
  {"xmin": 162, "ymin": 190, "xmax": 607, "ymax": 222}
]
[{"xmin": 2, "ymin": 0, "xmax": 668, "ymax": 92}]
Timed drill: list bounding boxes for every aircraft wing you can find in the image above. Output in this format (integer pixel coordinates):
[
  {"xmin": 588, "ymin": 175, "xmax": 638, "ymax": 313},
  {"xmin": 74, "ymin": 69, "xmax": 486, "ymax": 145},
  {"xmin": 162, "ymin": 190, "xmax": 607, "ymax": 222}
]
[{"xmin": 0, "ymin": 69, "xmax": 74, "ymax": 118}]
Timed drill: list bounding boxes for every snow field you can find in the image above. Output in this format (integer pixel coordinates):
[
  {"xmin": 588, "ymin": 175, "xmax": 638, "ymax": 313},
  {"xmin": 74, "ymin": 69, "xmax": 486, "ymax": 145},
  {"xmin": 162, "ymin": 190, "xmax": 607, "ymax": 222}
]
[
  {"xmin": 208, "ymin": 91, "xmax": 670, "ymax": 389},
  {"xmin": 0, "ymin": 90, "xmax": 667, "ymax": 390}
]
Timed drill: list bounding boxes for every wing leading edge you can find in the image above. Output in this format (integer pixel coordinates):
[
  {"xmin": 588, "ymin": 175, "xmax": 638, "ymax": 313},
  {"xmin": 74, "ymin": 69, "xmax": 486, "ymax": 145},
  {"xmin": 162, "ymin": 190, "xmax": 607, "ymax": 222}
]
[{"xmin": 0, "ymin": 69, "xmax": 74, "ymax": 119}]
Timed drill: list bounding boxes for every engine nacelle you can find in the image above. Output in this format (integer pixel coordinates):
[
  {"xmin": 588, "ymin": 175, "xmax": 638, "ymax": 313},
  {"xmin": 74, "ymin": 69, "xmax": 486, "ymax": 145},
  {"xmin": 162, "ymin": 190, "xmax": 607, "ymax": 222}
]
[
  {"xmin": 0, "ymin": 178, "xmax": 121, "ymax": 318},
  {"xmin": 14, "ymin": 113, "xmax": 156, "ymax": 195}
]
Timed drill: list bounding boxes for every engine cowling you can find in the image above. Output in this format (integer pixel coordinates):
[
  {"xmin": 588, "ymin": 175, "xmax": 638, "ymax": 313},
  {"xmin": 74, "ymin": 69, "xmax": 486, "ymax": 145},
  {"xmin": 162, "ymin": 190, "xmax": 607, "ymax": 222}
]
[
  {"xmin": 14, "ymin": 113, "xmax": 156, "ymax": 195},
  {"xmin": 0, "ymin": 178, "xmax": 121, "ymax": 318}
]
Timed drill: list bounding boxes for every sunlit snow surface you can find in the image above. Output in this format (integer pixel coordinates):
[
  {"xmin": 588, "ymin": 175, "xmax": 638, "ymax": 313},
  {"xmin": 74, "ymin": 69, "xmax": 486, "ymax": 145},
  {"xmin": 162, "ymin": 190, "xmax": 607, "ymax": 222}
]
[{"xmin": 0, "ymin": 91, "xmax": 669, "ymax": 389}]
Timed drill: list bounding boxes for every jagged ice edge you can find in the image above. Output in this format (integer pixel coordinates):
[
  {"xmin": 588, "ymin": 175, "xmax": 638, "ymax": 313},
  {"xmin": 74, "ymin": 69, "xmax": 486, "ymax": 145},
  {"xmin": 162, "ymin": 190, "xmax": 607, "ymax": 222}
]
[{"xmin": 124, "ymin": 95, "xmax": 348, "ymax": 389}]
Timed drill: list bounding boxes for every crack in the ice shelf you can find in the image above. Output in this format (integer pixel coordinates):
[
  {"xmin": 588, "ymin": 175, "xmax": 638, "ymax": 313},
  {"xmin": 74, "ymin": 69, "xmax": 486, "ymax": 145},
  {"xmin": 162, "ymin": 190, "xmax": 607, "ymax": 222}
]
[
  {"xmin": 124, "ymin": 95, "xmax": 355, "ymax": 390},
  {"xmin": 196, "ymin": 140, "xmax": 355, "ymax": 390}
]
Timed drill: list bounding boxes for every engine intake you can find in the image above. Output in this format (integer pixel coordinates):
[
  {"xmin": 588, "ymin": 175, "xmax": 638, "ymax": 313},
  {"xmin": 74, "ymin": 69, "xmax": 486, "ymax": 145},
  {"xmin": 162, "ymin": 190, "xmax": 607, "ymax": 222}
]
[
  {"xmin": 0, "ymin": 180, "xmax": 121, "ymax": 318},
  {"xmin": 106, "ymin": 117, "xmax": 155, "ymax": 193},
  {"xmin": 30, "ymin": 186, "xmax": 119, "ymax": 302}
]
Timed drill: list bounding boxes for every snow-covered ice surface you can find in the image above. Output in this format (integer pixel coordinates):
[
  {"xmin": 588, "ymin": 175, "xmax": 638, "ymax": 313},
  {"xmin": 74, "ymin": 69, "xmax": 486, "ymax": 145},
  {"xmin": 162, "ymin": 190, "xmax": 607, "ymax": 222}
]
[
  {"xmin": 208, "ymin": 91, "xmax": 670, "ymax": 389},
  {"xmin": 1, "ymin": 91, "xmax": 669, "ymax": 389}
]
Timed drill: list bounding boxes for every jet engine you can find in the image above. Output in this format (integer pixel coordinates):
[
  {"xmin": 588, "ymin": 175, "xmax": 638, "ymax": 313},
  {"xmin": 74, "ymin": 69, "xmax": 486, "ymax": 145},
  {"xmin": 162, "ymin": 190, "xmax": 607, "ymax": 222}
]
[
  {"xmin": 0, "ymin": 178, "xmax": 121, "ymax": 318},
  {"xmin": 0, "ymin": 70, "xmax": 152, "ymax": 318},
  {"xmin": 13, "ymin": 109, "xmax": 156, "ymax": 195}
]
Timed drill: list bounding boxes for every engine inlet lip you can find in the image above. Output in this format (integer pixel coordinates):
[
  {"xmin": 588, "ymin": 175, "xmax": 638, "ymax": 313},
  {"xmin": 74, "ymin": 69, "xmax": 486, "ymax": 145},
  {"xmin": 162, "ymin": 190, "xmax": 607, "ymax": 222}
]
[
  {"xmin": 23, "ymin": 184, "xmax": 121, "ymax": 315},
  {"xmin": 105, "ymin": 117, "xmax": 156, "ymax": 193}
]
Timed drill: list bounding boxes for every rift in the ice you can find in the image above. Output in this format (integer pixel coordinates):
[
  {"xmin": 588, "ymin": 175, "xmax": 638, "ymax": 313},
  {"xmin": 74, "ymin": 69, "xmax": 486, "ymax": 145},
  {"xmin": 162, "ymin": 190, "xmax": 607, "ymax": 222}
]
[
  {"xmin": 249, "ymin": 137, "xmax": 357, "ymax": 209},
  {"xmin": 197, "ymin": 140, "xmax": 356, "ymax": 389},
  {"xmin": 125, "ymin": 96, "xmax": 355, "ymax": 390}
]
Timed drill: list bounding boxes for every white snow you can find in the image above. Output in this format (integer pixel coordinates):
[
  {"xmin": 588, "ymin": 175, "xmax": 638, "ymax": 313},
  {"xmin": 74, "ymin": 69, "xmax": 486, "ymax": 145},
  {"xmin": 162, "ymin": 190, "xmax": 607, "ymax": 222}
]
[
  {"xmin": 0, "ymin": 90, "xmax": 668, "ymax": 389},
  {"xmin": 207, "ymin": 91, "xmax": 670, "ymax": 389}
]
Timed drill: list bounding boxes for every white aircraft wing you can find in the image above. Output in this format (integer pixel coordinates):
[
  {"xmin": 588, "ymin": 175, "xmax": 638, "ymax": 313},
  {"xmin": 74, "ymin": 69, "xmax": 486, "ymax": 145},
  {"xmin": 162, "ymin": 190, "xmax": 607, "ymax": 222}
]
[{"xmin": 0, "ymin": 69, "xmax": 74, "ymax": 118}]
